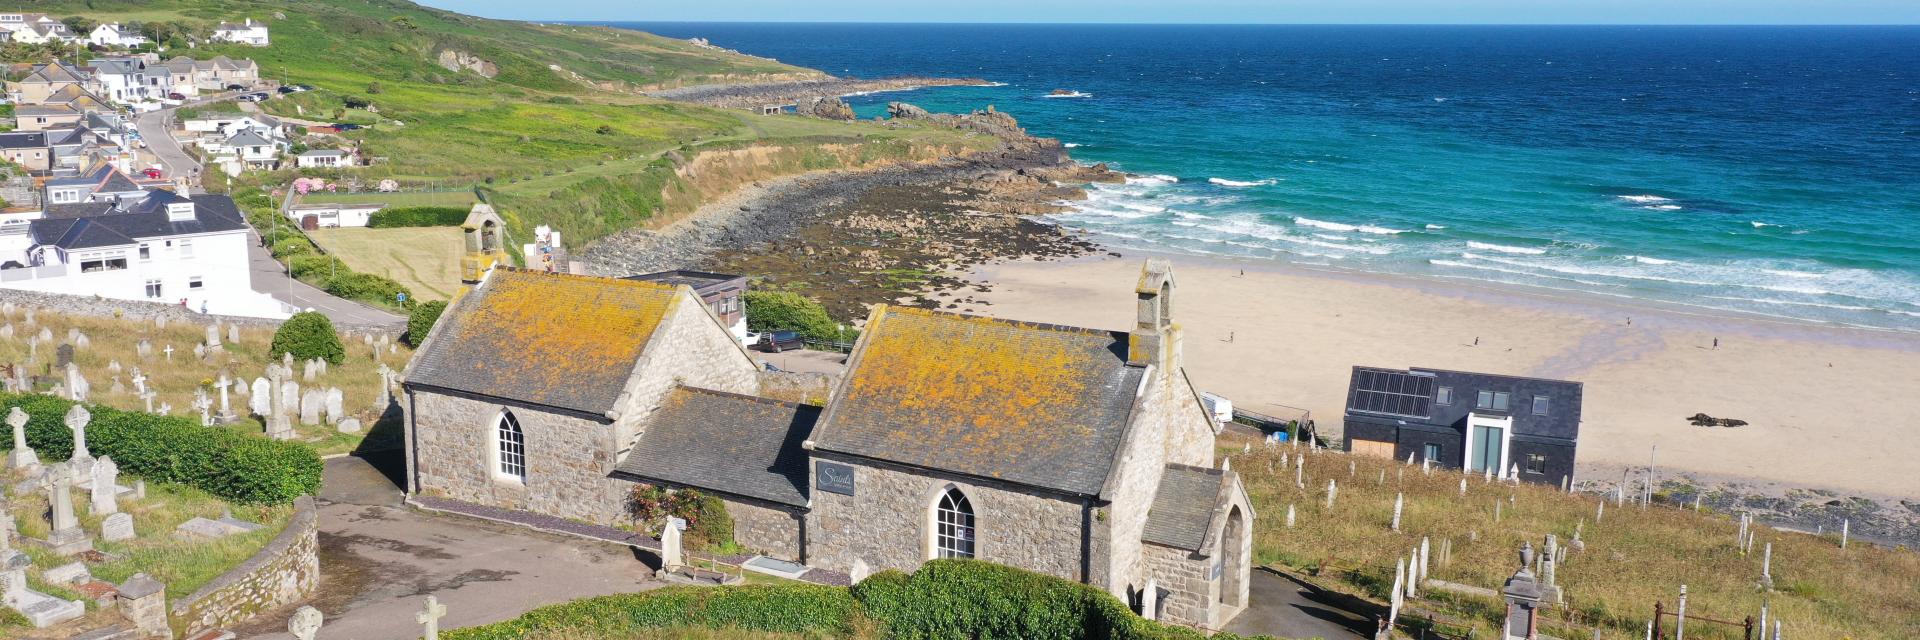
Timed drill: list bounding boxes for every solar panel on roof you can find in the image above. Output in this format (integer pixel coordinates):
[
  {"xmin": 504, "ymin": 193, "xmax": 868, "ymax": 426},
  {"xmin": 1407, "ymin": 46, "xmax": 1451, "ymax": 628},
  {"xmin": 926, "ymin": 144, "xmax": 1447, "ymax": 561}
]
[{"xmin": 1348, "ymin": 368, "xmax": 1435, "ymax": 419}]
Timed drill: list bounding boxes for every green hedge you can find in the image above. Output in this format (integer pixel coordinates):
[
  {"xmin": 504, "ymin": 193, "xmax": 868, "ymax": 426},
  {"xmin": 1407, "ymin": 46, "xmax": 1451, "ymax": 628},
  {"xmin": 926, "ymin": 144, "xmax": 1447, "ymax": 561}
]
[
  {"xmin": 405, "ymin": 300, "xmax": 447, "ymax": 347},
  {"xmin": 445, "ymin": 559, "xmax": 1259, "ymax": 640},
  {"xmin": 271, "ymin": 311, "xmax": 347, "ymax": 365},
  {"xmin": 441, "ymin": 585, "xmax": 858, "ymax": 640},
  {"xmin": 367, "ymin": 206, "xmax": 470, "ymax": 228},
  {"xmin": 0, "ymin": 394, "xmax": 322, "ymax": 505}
]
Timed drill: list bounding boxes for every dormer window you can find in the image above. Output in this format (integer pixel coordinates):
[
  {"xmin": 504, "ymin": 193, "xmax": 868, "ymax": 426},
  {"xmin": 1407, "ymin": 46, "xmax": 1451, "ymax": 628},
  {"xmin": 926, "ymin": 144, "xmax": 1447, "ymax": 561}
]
[
  {"xmin": 166, "ymin": 202, "xmax": 196, "ymax": 221},
  {"xmin": 1475, "ymin": 390, "xmax": 1510, "ymax": 412}
]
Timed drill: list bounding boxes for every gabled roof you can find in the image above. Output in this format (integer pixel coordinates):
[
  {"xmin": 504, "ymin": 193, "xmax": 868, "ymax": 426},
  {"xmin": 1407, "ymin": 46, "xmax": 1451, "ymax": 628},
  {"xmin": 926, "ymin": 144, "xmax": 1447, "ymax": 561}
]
[
  {"xmin": 29, "ymin": 193, "xmax": 246, "ymax": 249},
  {"xmin": 1142, "ymin": 464, "xmax": 1231, "ymax": 552},
  {"xmin": 811, "ymin": 305, "xmax": 1146, "ymax": 497},
  {"xmin": 21, "ymin": 62, "xmax": 89, "ymax": 84},
  {"xmin": 225, "ymin": 130, "xmax": 271, "ymax": 147},
  {"xmin": 405, "ymin": 269, "xmax": 686, "ymax": 417},
  {"xmin": 298, "ymin": 149, "xmax": 348, "ymax": 157},
  {"xmin": 84, "ymin": 163, "xmax": 144, "ymax": 193},
  {"xmin": 613, "ymin": 387, "xmax": 816, "ymax": 508},
  {"xmin": 14, "ymin": 104, "xmax": 78, "ymax": 117}
]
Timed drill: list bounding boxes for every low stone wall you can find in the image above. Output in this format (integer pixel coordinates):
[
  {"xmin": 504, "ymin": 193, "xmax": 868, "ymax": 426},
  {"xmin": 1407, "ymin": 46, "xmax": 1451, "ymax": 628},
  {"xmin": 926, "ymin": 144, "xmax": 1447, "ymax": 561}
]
[
  {"xmin": 0, "ymin": 287, "xmax": 401, "ymax": 331},
  {"xmin": 170, "ymin": 496, "xmax": 321, "ymax": 637}
]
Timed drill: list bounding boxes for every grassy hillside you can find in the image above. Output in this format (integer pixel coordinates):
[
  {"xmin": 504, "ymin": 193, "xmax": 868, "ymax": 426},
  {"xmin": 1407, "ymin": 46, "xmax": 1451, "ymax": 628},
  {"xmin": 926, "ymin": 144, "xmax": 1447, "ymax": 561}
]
[{"xmin": 48, "ymin": 0, "xmax": 999, "ymax": 250}]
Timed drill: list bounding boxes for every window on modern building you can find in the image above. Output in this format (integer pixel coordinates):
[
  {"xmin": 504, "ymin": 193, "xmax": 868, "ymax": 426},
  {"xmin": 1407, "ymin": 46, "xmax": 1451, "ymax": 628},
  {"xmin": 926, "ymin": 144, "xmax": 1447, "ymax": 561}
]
[
  {"xmin": 179, "ymin": 239, "xmax": 193, "ymax": 258},
  {"xmin": 79, "ymin": 258, "xmax": 128, "ymax": 273},
  {"xmin": 1525, "ymin": 453, "xmax": 1547, "ymax": 474},
  {"xmin": 1423, "ymin": 443, "xmax": 1441, "ymax": 464},
  {"xmin": 1476, "ymin": 390, "xmax": 1493, "ymax": 409},
  {"xmin": 143, "ymin": 280, "xmax": 162, "ymax": 298},
  {"xmin": 1532, "ymin": 395, "xmax": 1549, "ymax": 416},
  {"xmin": 138, "ymin": 244, "xmax": 150, "ymax": 260},
  {"xmin": 497, "ymin": 411, "xmax": 526, "ymax": 481},
  {"xmin": 188, "ymin": 277, "xmax": 203, "ymax": 289},
  {"xmin": 1436, "ymin": 386, "xmax": 1453, "ymax": 406},
  {"xmin": 935, "ymin": 488, "xmax": 976, "ymax": 559},
  {"xmin": 1493, "ymin": 392, "xmax": 1510, "ymax": 412}
]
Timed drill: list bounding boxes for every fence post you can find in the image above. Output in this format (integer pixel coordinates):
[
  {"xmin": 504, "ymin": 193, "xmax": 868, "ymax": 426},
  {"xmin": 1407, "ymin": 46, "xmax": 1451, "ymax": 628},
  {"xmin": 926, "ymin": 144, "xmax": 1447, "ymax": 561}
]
[
  {"xmin": 1653, "ymin": 601, "xmax": 1664, "ymax": 639},
  {"xmin": 1743, "ymin": 616, "xmax": 1754, "ymax": 640}
]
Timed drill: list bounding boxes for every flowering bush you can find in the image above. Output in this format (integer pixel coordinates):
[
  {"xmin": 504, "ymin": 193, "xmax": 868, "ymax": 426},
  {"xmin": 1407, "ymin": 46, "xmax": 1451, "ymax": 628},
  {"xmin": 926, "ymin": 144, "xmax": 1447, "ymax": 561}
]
[{"xmin": 629, "ymin": 484, "xmax": 733, "ymax": 549}]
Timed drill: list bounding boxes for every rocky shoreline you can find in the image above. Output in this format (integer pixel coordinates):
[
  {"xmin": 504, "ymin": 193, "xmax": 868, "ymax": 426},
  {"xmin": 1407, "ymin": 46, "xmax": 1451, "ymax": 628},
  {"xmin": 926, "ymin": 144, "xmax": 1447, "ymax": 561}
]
[
  {"xmin": 648, "ymin": 76, "xmax": 993, "ymax": 111},
  {"xmin": 582, "ymin": 104, "xmax": 1122, "ymax": 320}
]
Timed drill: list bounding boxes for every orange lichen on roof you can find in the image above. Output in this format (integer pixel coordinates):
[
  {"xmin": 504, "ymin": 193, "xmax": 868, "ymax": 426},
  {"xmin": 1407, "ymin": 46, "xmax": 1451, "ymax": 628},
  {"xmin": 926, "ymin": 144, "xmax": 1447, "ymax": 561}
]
[
  {"xmin": 832, "ymin": 305, "xmax": 1132, "ymax": 482},
  {"xmin": 418, "ymin": 268, "xmax": 679, "ymax": 413}
]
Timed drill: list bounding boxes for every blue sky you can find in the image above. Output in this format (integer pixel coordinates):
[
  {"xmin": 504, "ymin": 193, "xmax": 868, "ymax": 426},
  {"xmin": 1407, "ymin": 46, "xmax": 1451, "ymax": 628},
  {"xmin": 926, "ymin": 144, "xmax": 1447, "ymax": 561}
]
[{"xmin": 419, "ymin": 1, "xmax": 1918, "ymax": 25}]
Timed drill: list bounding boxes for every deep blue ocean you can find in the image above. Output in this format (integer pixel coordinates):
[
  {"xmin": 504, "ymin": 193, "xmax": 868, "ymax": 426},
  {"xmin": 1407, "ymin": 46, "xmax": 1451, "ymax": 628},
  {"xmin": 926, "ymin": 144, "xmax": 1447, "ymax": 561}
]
[{"xmin": 607, "ymin": 23, "xmax": 1920, "ymax": 331}]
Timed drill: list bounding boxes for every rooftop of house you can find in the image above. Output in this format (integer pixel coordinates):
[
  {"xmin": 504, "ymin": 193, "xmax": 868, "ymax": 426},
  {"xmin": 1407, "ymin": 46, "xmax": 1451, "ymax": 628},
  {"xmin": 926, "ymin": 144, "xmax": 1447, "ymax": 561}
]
[
  {"xmin": 298, "ymin": 149, "xmax": 349, "ymax": 157},
  {"xmin": 30, "ymin": 192, "xmax": 246, "ymax": 250},
  {"xmin": 622, "ymin": 270, "xmax": 745, "ymax": 294},
  {"xmin": 811, "ymin": 305, "xmax": 1146, "ymax": 497},
  {"xmin": 404, "ymin": 269, "xmax": 686, "ymax": 417},
  {"xmin": 20, "ymin": 62, "xmax": 89, "ymax": 84},
  {"xmin": 224, "ymin": 130, "xmax": 273, "ymax": 147},
  {"xmin": 1344, "ymin": 365, "xmax": 1584, "ymax": 440},
  {"xmin": 1142, "ymin": 463, "xmax": 1231, "ymax": 552},
  {"xmin": 613, "ymin": 386, "xmax": 816, "ymax": 508},
  {"xmin": 0, "ymin": 131, "xmax": 48, "ymax": 149}
]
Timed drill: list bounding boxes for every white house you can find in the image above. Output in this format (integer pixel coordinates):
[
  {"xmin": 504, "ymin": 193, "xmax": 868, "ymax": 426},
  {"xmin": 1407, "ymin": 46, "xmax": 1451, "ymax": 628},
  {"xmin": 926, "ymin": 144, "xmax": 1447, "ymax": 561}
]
[
  {"xmin": 203, "ymin": 129, "xmax": 284, "ymax": 173},
  {"xmin": 294, "ymin": 149, "xmax": 351, "ymax": 169},
  {"xmin": 183, "ymin": 113, "xmax": 282, "ymax": 139},
  {"xmin": 43, "ymin": 163, "xmax": 147, "ymax": 206},
  {"xmin": 285, "ymin": 202, "xmax": 382, "ymax": 229},
  {"xmin": 0, "ymin": 187, "xmax": 290, "ymax": 318},
  {"xmin": 87, "ymin": 23, "xmax": 148, "ymax": 48},
  {"xmin": 0, "ymin": 14, "xmax": 73, "ymax": 44},
  {"xmin": 84, "ymin": 58, "xmax": 152, "ymax": 104},
  {"xmin": 211, "ymin": 19, "xmax": 269, "ymax": 47}
]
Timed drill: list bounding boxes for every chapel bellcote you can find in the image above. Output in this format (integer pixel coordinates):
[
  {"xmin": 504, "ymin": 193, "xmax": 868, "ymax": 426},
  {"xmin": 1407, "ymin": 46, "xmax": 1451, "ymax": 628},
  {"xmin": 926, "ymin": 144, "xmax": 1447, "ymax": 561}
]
[
  {"xmin": 460, "ymin": 203, "xmax": 511, "ymax": 284},
  {"xmin": 1128, "ymin": 259, "xmax": 1177, "ymax": 368}
]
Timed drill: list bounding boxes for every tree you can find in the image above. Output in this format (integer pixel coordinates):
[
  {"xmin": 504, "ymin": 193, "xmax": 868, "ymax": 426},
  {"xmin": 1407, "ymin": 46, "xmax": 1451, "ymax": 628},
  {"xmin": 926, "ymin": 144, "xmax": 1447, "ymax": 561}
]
[
  {"xmin": 367, "ymin": 81, "xmax": 384, "ymax": 94},
  {"xmin": 342, "ymin": 95, "xmax": 371, "ymax": 109},
  {"xmin": 61, "ymin": 16, "xmax": 96, "ymax": 35},
  {"xmin": 269, "ymin": 312, "xmax": 347, "ymax": 365},
  {"xmin": 745, "ymin": 291, "xmax": 845, "ymax": 343},
  {"xmin": 405, "ymin": 300, "xmax": 448, "ymax": 347}
]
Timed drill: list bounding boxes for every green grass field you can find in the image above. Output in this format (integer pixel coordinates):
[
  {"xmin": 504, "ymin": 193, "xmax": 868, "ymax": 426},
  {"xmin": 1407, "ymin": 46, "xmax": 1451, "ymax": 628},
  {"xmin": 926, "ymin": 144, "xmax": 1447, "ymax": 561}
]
[{"xmin": 308, "ymin": 226, "xmax": 466, "ymax": 301}]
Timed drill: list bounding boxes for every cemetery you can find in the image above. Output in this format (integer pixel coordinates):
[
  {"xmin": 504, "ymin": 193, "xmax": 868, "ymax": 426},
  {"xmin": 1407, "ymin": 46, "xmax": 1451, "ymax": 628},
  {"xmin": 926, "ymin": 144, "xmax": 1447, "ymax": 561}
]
[
  {"xmin": 0, "ymin": 304, "xmax": 413, "ymax": 456},
  {"xmin": 1220, "ymin": 433, "xmax": 1920, "ymax": 639}
]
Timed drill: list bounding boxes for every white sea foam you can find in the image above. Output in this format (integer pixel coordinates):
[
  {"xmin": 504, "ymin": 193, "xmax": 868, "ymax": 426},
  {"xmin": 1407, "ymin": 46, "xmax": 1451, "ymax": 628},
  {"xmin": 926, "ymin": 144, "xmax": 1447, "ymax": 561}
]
[
  {"xmin": 1171, "ymin": 210, "xmax": 1211, "ymax": 220},
  {"xmin": 1125, "ymin": 174, "xmax": 1180, "ymax": 186},
  {"xmin": 1645, "ymin": 204, "xmax": 1683, "ymax": 211},
  {"xmin": 1293, "ymin": 216, "xmax": 1409, "ymax": 235},
  {"xmin": 1751, "ymin": 221, "xmax": 1783, "ymax": 228},
  {"xmin": 1209, "ymin": 177, "xmax": 1278, "ymax": 188},
  {"xmin": 1426, "ymin": 224, "xmax": 1447, "ymax": 230},
  {"xmin": 1062, "ymin": 142, "xmax": 1082, "ymax": 148},
  {"xmin": 1627, "ymin": 255, "xmax": 1675, "ymax": 265},
  {"xmin": 1617, "ymin": 194, "xmax": 1673, "ymax": 204},
  {"xmin": 1762, "ymin": 269, "xmax": 1822, "ymax": 279},
  {"xmin": 1467, "ymin": 241, "xmax": 1546, "ymax": 255},
  {"xmin": 1313, "ymin": 233, "xmax": 1349, "ymax": 242},
  {"xmin": 1042, "ymin": 91, "xmax": 1092, "ymax": 98}
]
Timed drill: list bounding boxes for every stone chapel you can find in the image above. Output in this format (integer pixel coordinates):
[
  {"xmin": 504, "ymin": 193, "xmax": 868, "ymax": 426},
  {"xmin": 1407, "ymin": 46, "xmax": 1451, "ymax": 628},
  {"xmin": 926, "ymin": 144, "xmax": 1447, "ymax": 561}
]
[{"xmin": 400, "ymin": 260, "xmax": 1254, "ymax": 629}]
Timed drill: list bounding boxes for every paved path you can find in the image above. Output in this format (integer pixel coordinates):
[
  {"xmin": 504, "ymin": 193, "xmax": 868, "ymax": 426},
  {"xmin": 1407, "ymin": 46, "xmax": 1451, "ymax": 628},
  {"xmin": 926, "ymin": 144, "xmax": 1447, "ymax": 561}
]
[
  {"xmin": 135, "ymin": 92, "xmax": 404, "ymax": 327},
  {"xmin": 1223, "ymin": 569, "xmax": 1374, "ymax": 640},
  {"xmin": 232, "ymin": 454, "xmax": 661, "ymax": 639}
]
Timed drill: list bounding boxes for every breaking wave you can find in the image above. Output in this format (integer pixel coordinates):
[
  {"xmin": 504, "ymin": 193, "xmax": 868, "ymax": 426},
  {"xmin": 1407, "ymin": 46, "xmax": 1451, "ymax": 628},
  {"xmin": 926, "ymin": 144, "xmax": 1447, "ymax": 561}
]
[
  {"xmin": 1466, "ymin": 241, "xmax": 1546, "ymax": 255},
  {"xmin": 1209, "ymin": 177, "xmax": 1278, "ymax": 187}
]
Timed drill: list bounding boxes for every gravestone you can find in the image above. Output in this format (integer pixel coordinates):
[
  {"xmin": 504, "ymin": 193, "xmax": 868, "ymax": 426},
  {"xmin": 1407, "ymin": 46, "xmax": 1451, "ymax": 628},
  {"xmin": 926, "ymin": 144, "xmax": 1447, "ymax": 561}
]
[
  {"xmin": 206, "ymin": 324, "xmax": 223, "ymax": 352},
  {"xmin": 42, "ymin": 561, "xmax": 89, "ymax": 585},
  {"xmin": 90, "ymin": 456, "xmax": 120, "ymax": 516},
  {"xmin": 324, "ymin": 387, "xmax": 344, "ymax": 424},
  {"xmin": 661, "ymin": 517, "xmax": 685, "ymax": 570},
  {"xmin": 314, "ymin": 358, "xmax": 328, "ymax": 377},
  {"xmin": 110, "ymin": 376, "xmax": 125, "ymax": 395},
  {"xmin": 6, "ymin": 407, "xmax": 38, "ymax": 472},
  {"xmin": 417, "ymin": 595, "xmax": 447, "ymax": 640},
  {"xmin": 850, "ymin": 558, "xmax": 870, "ymax": 585},
  {"xmin": 300, "ymin": 388, "xmax": 323, "ymax": 425},
  {"xmin": 44, "ymin": 462, "xmax": 92, "ymax": 555},
  {"xmin": 251, "ymin": 377, "xmax": 272, "ymax": 416},
  {"xmin": 302, "ymin": 359, "xmax": 317, "ymax": 382},
  {"xmin": 337, "ymin": 418, "xmax": 363, "ymax": 434},
  {"xmin": 54, "ymin": 344, "xmax": 74, "ymax": 369},
  {"xmin": 130, "ymin": 369, "xmax": 147, "ymax": 395},
  {"xmin": 216, "ymin": 374, "xmax": 237, "ymax": 422},
  {"xmin": 137, "ymin": 339, "xmax": 152, "ymax": 359},
  {"xmin": 282, "ymin": 351, "xmax": 294, "ymax": 368},
  {"xmin": 101, "ymin": 512, "xmax": 135, "ymax": 542},
  {"xmin": 1501, "ymin": 543, "xmax": 1544, "ymax": 640},
  {"xmin": 0, "ymin": 324, "xmax": 11, "ymax": 340},
  {"xmin": 73, "ymin": 333, "xmax": 88, "ymax": 350},
  {"xmin": 193, "ymin": 344, "xmax": 207, "ymax": 361},
  {"xmin": 63, "ymin": 363, "xmax": 87, "ymax": 402},
  {"xmin": 107, "ymin": 360, "xmax": 121, "ymax": 374},
  {"xmin": 154, "ymin": 316, "xmax": 167, "ymax": 330},
  {"xmin": 65, "ymin": 405, "xmax": 93, "ymax": 472},
  {"xmin": 228, "ymin": 324, "xmax": 242, "ymax": 344},
  {"xmin": 268, "ymin": 368, "xmax": 296, "ymax": 440},
  {"xmin": 35, "ymin": 327, "xmax": 50, "ymax": 344}
]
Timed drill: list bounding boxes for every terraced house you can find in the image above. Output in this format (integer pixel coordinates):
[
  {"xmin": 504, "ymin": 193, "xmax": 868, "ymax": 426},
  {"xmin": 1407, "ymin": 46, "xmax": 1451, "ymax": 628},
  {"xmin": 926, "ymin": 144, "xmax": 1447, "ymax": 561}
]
[{"xmin": 400, "ymin": 260, "xmax": 1255, "ymax": 629}]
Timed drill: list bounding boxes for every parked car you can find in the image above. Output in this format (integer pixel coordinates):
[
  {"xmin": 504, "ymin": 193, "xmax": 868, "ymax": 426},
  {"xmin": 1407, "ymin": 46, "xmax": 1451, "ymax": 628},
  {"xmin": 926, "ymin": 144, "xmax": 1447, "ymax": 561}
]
[
  {"xmin": 225, "ymin": 84, "xmax": 247, "ymax": 91},
  {"xmin": 277, "ymin": 86, "xmax": 298, "ymax": 94},
  {"xmin": 142, "ymin": 167, "xmax": 163, "ymax": 179},
  {"xmin": 294, "ymin": 84, "xmax": 315, "ymax": 92},
  {"xmin": 756, "ymin": 331, "xmax": 806, "ymax": 353},
  {"xmin": 332, "ymin": 123, "xmax": 364, "ymax": 131},
  {"xmin": 167, "ymin": 92, "xmax": 186, "ymax": 101}
]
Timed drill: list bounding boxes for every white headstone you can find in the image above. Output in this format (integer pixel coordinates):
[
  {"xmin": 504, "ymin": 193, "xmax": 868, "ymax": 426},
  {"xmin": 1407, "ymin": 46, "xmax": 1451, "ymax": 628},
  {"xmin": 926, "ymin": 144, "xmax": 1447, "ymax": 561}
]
[
  {"xmin": 90, "ymin": 456, "xmax": 120, "ymax": 515},
  {"xmin": 1325, "ymin": 479, "xmax": 1337, "ymax": 509},
  {"xmin": 1392, "ymin": 492, "xmax": 1404, "ymax": 531},
  {"xmin": 337, "ymin": 418, "xmax": 363, "ymax": 434},
  {"xmin": 6, "ymin": 407, "xmax": 38, "ymax": 471},
  {"xmin": 300, "ymin": 388, "xmax": 324, "ymax": 424},
  {"xmin": 250, "ymin": 378, "xmax": 272, "ymax": 416},
  {"xmin": 65, "ymin": 405, "xmax": 92, "ymax": 463},
  {"xmin": 1141, "ymin": 577, "xmax": 1159, "ymax": 621},
  {"xmin": 660, "ymin": 518, "xmax": 684, "ymax": 569},
  {"xmin": 101, "ymin": 512, "xmax": 135, "ymax": 542},
  {"xmin": 1285, "ymin": 504, "xmax": 1296, "ymax": 528},
  {"xmin": 64, "ymin": 363, "xmax": 88, "ymax": 402},
  {"xmin": 324, "ymin": 387, "xmax": 344, "ymax": 424},
  {"xmin": 850, "ymin": 558, "xmax": 871, "ymax": 585}
]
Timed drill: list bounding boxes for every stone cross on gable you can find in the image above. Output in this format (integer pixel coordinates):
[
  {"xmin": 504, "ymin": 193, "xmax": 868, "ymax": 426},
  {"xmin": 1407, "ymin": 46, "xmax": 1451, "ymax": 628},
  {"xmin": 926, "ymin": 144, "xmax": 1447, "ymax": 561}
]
[{"xmin": 417, "ymin": 595, "xmax": 447, "ymax": 640}]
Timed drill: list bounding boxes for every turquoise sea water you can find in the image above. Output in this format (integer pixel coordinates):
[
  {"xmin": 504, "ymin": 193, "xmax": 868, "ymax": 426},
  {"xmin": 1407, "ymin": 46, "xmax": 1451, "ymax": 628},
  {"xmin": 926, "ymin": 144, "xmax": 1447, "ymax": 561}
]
[{"xmin": 609, "ymin": 24, "xmax": 1920, "ymax": 331}]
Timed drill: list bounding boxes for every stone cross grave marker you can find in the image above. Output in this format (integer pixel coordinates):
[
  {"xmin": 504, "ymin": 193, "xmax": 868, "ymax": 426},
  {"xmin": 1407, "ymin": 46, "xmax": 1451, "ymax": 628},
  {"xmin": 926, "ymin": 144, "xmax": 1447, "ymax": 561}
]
[
  {"xmin": 417, "ymin": 595, "xmax": 448, "ymax": 640},
  {"xmin": 139, "ymin": 389, "xmax": 156, "ymax": 414},
  {"xmin": 66, "ymin": 405, "xmax": 92, "ymax": 464},
  {"xmin": 163, "ymin": 345, "xmax": 174, "ymax": 362},
  {"xmin": 288, "ymin": 604, "xmax": 323, "ymax": 640},
  {"xmin": 7, "ymin": 407, "xmax": 38, "ymax": 471},
  {"xmin": 45, "ymin": 462, "xmax": 91, "ymax": 555}
]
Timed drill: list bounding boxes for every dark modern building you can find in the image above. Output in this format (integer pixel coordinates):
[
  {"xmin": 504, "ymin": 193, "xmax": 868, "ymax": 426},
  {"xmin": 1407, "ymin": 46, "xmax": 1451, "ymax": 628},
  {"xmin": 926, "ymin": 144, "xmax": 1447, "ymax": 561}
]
[
  {"xmin": 1340, "ymin": 366, "xmax": 1582, "ymax": 487},
  {"xmin": 624, "ymin": 270, "xmax": 749, "ymax": 341}
]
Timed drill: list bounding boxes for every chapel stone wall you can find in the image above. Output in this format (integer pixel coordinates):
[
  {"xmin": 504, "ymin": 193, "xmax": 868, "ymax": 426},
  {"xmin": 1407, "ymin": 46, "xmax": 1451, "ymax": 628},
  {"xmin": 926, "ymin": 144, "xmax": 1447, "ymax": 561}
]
[
  {"xmin": 613, "ymin": 290, "xmax": 762, "ymax": 450},
  {"xmin": 723, "ymin": 498, "xmax": 804, "ymax": 561},
  {"xmin": 1141, "ymin": 542, "xmax": 1219, "ymax": 629},
  {"xmin": 1102, "ymin": 366, "xmax": 1171, "ymax": 598},
  {"xmin": 804, "ymin": 460, "xmax": 1100, "ymax": 584},
  {"xmin": 408, "ymin": 391, "xmax": 629, "ymax": 524}
]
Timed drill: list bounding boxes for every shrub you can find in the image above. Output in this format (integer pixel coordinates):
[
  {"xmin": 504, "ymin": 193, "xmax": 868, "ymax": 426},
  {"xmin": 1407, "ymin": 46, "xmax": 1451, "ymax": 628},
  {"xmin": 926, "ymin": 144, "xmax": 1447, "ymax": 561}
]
[
  {"xmin": 405, "ymin": 300, "xmax": 448, "ymax": 347},
  {"xmin": 441, "ymin": 585, "xmax": 858, "ymax": 640},
  {"xmin": 629, "ymin": 485, "xmax": 734, "ymax": 549},
  {"xmin": 367, "ymin": 205, "xmax": 469, "ymax": 228},
  {"xmin": 744, "ymin": 291, "xmax": 841, "ymax": 343},
  {"xmin": 854, "ymin": 559, "xmax": 1223, "ymax": 640},
  {"xmin": 270, "ymin": 312, "xmax": 346, "ymax": 365},
  {"xmin": 321, "ymin": 271, "xmax": 411, "ymax": 307},
  {"xmin": 288, "ymin": 254, "xmax": 343, "ymax": 280},
  {"xmin": 270, "ymin": 237, "xmax": 315, "ymax": 258},
  {"xmin": 0, "ymin": 393, "xmax": 321, "ymax": 505}
]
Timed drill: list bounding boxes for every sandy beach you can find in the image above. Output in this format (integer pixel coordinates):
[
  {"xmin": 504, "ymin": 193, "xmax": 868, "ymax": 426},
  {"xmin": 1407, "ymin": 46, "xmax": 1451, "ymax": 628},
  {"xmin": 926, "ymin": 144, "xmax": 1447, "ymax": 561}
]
[{"xmin": 965, "ymin": 252, "xmax": 1920, "ymax": 505}]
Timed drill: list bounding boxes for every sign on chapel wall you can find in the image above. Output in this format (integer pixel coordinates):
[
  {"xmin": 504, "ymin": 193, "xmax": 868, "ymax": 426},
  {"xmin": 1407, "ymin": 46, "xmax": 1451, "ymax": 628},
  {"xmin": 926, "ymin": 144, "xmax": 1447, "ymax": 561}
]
[{"xmin": 816, "ymin": 461, "xmax": 856, "ymax": 496}]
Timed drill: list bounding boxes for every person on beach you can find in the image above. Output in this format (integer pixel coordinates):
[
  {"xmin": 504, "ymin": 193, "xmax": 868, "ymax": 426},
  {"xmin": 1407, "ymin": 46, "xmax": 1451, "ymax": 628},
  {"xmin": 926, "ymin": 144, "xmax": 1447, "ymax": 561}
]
[{"xmin": 1713, "ymin": 337, "xmax": 1720, "ymax": 349}]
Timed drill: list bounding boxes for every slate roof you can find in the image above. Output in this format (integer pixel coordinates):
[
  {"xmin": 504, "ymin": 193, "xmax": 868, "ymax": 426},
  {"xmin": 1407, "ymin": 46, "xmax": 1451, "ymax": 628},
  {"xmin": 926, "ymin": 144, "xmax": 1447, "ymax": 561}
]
[
  {"xmin": 21, "ymin": 62, "xmax": 88, "ymax": 84},
  {"xmin": 1343, "ymin": 366, "xmax": 1584, "ymax": 441},
  {"xmin": 28, "ymin": 193, "xmax": 246, "ymax": 249},
  {"xmin": 405, "ymin": 269, "xmax": 684, "ymax": 417},
  {"xmin": 613, "ymin": 387, "xmax": 816, "ymax": 508},
  {"xmin": 1142, "ymin": 464, "xmax": 1229, "ymax": 551},
  {"xmin": 225, "ymin": 130, "xmax": 272, "ymax": 147},
  {"xmin": 298, "ymin": 149, "xmax": 348, "ymax": 157},
  {"xmin": 0, "ymin": 131, "xmax": 47, "ymax": 149},
  {"xmin": 811, "ymin": 305, "xmax": 1146, "ymax": 497},
  {"xmin": 12, "ymin": 104, "xmax": 75, "ymax": 117}
]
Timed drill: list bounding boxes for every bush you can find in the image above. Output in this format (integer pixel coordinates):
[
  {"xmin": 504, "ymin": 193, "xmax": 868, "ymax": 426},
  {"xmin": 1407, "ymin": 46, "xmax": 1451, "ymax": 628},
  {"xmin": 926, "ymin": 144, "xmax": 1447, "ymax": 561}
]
[
  {"xmin": 855, "ymin": 560, "xmax": 1222, "ymax": 640},
  {"xmin": 321, "ymin": 271, "xmax": 411, "ymax": 307},
  {"xmin": 288, "ymin": 254, "xmax": 343, "ymax": 280},
  {"xmin": 630, "ymin": 485, "xmax": 734, "ymax": 550},
  {"xmin": 270, "ymin": 237, "xmax": 315, "ymax": 258},
  {"xmin": 367, "ymin": 205, "xmax": 469, "ymax": 228},
  {"xmin": 405, "ymin": 300, "xmax": 448, "ymax": 347},
  {"xmin": 744, "ymin": 291, "xmax": 842, "ymax": 343},
  {"xmin": 441, "ymin": 585, "xmax": 858, "ymax": 640},
  {"xmin": 270, "ymin": 312, "xmax": 346, "ymax": 365},
  {"xmin": 0, "ymin": 394, "xmax": 321, "ymax": 505}
]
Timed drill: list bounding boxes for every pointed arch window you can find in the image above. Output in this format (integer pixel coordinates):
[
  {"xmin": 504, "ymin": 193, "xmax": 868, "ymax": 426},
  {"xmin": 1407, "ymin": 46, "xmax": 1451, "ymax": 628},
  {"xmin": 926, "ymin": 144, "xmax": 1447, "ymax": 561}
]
[
  {"xmin": 496, "ymin": 411, "xmax": 526, "ymax": 480},
  {"xmin": 935, "ymin": 488, "xmax": 975, "ymax": 558}
]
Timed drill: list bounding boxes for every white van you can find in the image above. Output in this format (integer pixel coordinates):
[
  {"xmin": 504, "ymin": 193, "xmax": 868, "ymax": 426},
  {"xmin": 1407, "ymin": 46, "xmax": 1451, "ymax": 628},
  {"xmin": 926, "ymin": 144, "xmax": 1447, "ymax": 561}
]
[{"xmin": 1200, "ymin": 392, "xmax": 1233, "ymax": 426}]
